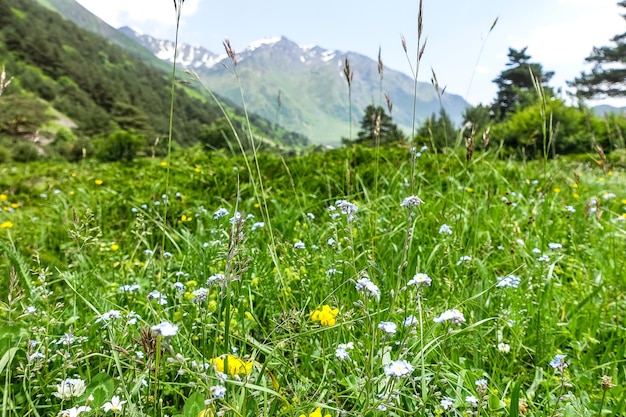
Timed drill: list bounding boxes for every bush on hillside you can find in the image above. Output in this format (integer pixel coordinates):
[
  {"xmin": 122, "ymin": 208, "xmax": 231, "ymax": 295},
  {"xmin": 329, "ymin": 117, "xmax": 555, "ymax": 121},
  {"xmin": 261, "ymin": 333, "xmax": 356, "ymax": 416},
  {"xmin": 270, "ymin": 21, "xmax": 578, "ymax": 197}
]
[{"xmin": 94, "ymin": 130, "xmax": 145, "ymax": 162}]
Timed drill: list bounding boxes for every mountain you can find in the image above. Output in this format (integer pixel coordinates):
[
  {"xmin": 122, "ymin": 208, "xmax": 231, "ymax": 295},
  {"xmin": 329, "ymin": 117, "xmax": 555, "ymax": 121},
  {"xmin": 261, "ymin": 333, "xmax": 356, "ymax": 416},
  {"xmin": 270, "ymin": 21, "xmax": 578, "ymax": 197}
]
[
  {"xmin": 592, "ymin": 104, "xmax": 626, "ymax": 117},
  {"xmin": 0, "ymin": 0, "xmax": 308, "ymax": 155},
  {"xmin": 121, "ymin": 30, "xmax": 470, "ymax": 145}
]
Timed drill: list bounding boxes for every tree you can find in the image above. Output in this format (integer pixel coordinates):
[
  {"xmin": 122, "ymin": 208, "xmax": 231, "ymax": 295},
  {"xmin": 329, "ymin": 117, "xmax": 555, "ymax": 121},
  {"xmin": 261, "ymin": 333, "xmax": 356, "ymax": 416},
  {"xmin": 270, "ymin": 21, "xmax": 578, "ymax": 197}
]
[
  {"xmin": 0, "ymin": 95, "xmax": 52, "ymax": 136},
  {"xmin": 415, "ymin": 109, "xmax": 457, "ymax": 150},
  {"xmin": 94, "ymin": 130, "xmax": 145, "ymax": 162},
  {"xmin": 462, "ymin": 104, "xmax": 492, "ymax": 132},
  {"xmin": 345, "ymin": 105, "xmax": 404, "ymax": 146},
  {"xmin": 570, "ymin": 1, "xmax": 626, "ymax": 98},
  {"xmin": 492, "ymin": 47, "xmax": 554, "ymax": 120}
]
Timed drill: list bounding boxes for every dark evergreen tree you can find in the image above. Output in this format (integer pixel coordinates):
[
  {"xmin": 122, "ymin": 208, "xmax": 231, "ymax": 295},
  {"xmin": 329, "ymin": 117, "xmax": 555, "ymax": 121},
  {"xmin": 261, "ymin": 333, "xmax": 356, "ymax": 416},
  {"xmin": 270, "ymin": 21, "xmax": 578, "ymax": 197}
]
[
  {"xmin": 346, "ymin": 105, "xmax": 404, "ymax": 146},
  {"xmin": 569, "ymin": 1, "xmax": 626, "ymax": 98},
  {"xmin": 492, "ymin": 47, "xmax": 554, "ymax": 120},
  {"xmin": 415, "ymin": 109, "xmax": 457, "ymax": 150}
]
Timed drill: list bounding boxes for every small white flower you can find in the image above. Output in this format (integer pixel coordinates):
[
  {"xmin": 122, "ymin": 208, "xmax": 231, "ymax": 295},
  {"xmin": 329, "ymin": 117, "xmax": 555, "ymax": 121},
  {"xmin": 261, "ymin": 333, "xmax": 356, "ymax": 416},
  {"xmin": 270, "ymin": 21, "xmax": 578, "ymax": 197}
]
[
  {"xmin": 438, "ymin": 224, "xmax": 453, "ymax": 234},
  {"xmin": 192, "ymin": 288, "xmax": 209, "ymax": 303},
  {"xmin": 537, "ymin": 255, "xmax": 550, "ymax": 262},
  {"xmin": 355, "ymin": 277, "xmax": 380, "ymax": 298},
  {"xmin": 434, "ymin": 309, "xmax": 465, "ymax": 326},
  {"xmin": 497, "ymin": 342, "xmax": 510, "ymax": 353},
  {"xmin": 456, "ymin": 256, "xmax": 472, "ymax": 265},
  {"xmin": 101, "ymin": 395, "xmax": 126, "ymax": 413},
  {"xmin": 384, "ymin": 359, "xmax": 414, "ymax": 377},
  {"xmin": 496, "ymin": 274, "xmax": 520, "ymax": 289},
  {"xmin": 120, "ymin": 284, "xmax": 140, "ymax": 293},
  {"xmin": 403, "ymin": 315, "xmax": 418, "ymax": 327},
  {"xmin": 95, "ymin": 309, "xmax": 122, "ymax": 324},
  {"xmin": 407, "ymin": 273, "xmax": 432, "ymax": 287},
  {"xmin": 327, "ymin": 237, "xmax": 336, "ymax": 246},
  {"xmin": 440, "ymin": 397, "xmax": 453, "ymax": 410},
  {"xmin": 147, "ymin": 290, "xmax": 167, "ymax": 305},
  {"xmin": 251, "ymin": 221, "xmax": 265, "ymax": 230},
  {"xmin": 53, "ymin": 378, "xmax": 86, "ymax": 400},
  {"xmin": 293, "ymin": 240, "xmax": 305, "ymax": 249},
  {"xmin": 151, "ymin": 321, "xmax": 178, "ymax": 337},
  {"xmin": 210, "ymin": 385, "xmax": 227, "ymax": 399},
  {"xmin": 532, "ymin": 247, "xmax": 541, "ymax": 254},
  {"xmin": 207, "ymin": 273, "xmax": 225, "ymax": 285},
  {"xmin": 565, "ymin": 205, "xmax": 576, "ymax": 213},
  {"xmin": 400, "ymin": 195, "xmax": 424, "ymax": 208},
  {"xmin": 466, "ymin": 395, "xmax": 479, "ymax": 407},
  {"xmin": 57, "ymin": 406, "xmax": 91, "ymax": 417},
  {"xmin": 378, "ymin": 321, "xmax": 397, "ymax": 335},
  {"xmin": 549, "ymin": 354, "xmax": 568, "ymax": 372},
  {"xmin": 548, "ymin": 242, "xmax": 562, "ymax": 250},
  {"xmin": 306, "ymin": 212, "xmax": 315, "ymax": 219},
  {"xmin": 377, "ymin": 404, "xmax": 387, "ymax": 411},
  {"xmin": 214, "ymin": 207, "xmax": 229, "ymax": 219}
]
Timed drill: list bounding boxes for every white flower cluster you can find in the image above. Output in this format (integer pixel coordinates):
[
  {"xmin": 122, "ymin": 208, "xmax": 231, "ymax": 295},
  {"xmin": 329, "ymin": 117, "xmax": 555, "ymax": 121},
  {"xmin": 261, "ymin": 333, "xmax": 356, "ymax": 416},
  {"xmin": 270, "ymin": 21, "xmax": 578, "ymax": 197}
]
[{"xmin": 434, "ymin": 309, "xmax": 466, "ymax": 326}]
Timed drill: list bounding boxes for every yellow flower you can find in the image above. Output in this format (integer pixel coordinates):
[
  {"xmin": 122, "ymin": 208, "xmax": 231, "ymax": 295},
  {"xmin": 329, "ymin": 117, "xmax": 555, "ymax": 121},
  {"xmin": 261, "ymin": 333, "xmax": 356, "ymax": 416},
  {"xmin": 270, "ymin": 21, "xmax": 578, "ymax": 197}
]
[
  {"xmin": 573, "ymin": 193, "xmax": 580, "ymax": 199},
  {"xmin": 1, "ymin": 221, "xmax": 13, "ymax": 229},
  {"xmin": 194, "ymin": 167, "xmax": 201, "ymax": 173},
  {"xmin": 310, "ymin": 305, "xmax": 339, "ymax": 326},
  {"xmin": 161, "ymin": 161, "xmax": 168, "ymax": 167},
  {"xmin": 95, "ymin": 179, "xmax": 103, "ymax": 185},
  {"xmin": 572, "ymin": 183, "xmax": 579, "ymax": 189},
  {"xmin": 599, "ymin": 177, "xmax": 605, "ymax": 182},
  {"xmin": 110, "ymin": 243, "xmax": 119, "ymax": 251},
  {"xmin": 210, "ymin": 355, "xmax": 253, "ymax": 376},
  {"xmin": 10, "ymin": 203, "xmax": 18, "ymax": 209},
  {"xmin": 0, "ymin": 194, "xmax": 6, "ymax": 201},
  {"xmin": 608, "ymin": 171, "xmax": 614, "ymax": 176},
  {"xmin": 466, "ymin": 187, "xmax": 474, "ymax": 193},
  {"xmin": 181, "ymin": 214, "xmax": 188, "ymax": 222},
  {"xmin": 299, "ymin": 407, "xmax": 331, "ymax": 417},
  {"xmin": 553, "ymin": 188, "xmax": 560, "ymax": 193}
]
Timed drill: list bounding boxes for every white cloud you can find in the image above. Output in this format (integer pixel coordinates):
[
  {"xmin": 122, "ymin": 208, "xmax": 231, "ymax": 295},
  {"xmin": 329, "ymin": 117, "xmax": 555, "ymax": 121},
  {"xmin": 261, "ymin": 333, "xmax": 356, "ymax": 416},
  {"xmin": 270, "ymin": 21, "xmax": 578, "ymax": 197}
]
[{"xmin": 75, "ymin": 0, "xmax": 198, "ymax": 32}]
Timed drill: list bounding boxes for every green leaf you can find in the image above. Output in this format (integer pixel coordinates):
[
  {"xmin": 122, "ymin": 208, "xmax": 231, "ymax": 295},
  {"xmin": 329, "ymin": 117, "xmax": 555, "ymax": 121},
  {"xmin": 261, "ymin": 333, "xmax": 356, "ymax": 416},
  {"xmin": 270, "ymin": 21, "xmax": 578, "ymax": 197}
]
[
  {"xmin": 509, "ymin": 379, "xmax": 522, "ymax": 417},
  {"xmin": 83, "ymin": 372, "xmax": 114, "ymax": 407},
  {"xmin": 0, "ymin": 347, "xmax": 18, "ymax": 376},
  {"xmin": 182, "ymin": 392, "xmax": 206, "ymax": 417}
]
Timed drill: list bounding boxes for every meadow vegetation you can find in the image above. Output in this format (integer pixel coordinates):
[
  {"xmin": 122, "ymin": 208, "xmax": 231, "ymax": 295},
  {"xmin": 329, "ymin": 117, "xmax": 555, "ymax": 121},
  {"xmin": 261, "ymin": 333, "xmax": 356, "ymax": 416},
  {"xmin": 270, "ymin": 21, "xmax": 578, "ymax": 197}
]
[{"xmin": 2, "ymin": 1, "xmax": 626, "ymax": 416}]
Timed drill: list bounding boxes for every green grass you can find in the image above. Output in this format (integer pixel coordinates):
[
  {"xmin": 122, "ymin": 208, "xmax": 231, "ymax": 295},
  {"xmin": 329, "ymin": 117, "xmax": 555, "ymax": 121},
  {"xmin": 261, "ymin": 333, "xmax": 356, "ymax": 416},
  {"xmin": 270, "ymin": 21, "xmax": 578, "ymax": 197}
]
[{"xmin": 1, "ymin": 146, "xmax": 626, "ymax": 416}]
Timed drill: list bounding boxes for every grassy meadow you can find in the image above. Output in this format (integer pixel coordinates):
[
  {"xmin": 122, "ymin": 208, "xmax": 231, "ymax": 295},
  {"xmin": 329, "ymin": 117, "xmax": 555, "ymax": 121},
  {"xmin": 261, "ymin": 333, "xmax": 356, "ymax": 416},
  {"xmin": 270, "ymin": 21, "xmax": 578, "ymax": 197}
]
[{"xmin": 2, "ymin": 144, "xmax": 626, "ymax": 416}]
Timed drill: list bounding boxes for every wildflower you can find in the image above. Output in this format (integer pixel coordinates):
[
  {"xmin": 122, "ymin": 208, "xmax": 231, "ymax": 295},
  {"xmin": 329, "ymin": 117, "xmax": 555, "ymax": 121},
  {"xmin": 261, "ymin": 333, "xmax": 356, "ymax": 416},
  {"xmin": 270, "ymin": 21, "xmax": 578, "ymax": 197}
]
[
  {"xmin": 407, "ymin": 273, "xmax": 432, "ymax": 287},
  {"xmin": 497, "ymin": 342, "xmax": 510, "ymax": 353},
  {"xmin": 456, "ymin": 256, "xmax": 472, "ymax": 265},
  {"xmin": 565, "ymin": 205, "xmax": 576, "ymax": 213},
  {"xmin": 151, "ymin": 321, "xmax": 178, "ymax": 337},
  {"xmin": 57, "ymin": 406, "xmax": 91, "ymax": 417},
  {"xmin": 53, "ymin": 378, "xmax": 87, "ymax": 400},
  {"xmin": 335, "ymin": 342, "xmax": 354, "ymax": 360},
  {"xmin": 378, "ymin": 321, "xmax": 397, "ymax": 335},
  {"xmin": 400, "ymin": 195, "xmax": 424, "ymax": 208},
  {"xmin": 229, "ymin": 211, "xmax": 243, "ymax": 224},
  {"xmin": 307, "ymin": 212, "xmax": 315, "ymax": 219},
  {"xmin": 326, "ymin": 268, "xmax": 339, "ymax": 275},
  {"xmin": 110, "ymin": 243, "xmax": 119, "ymax": 251},
  {"xmin": 299, "ymin": 407, "xmax": 331, "ymax": 417},
  {"xmin": 466, "ymin": 395, "xmax": 479, "ymax": 407},
  {"xmin": 384, "ymin": 359, "xmax": 414, "ymax": 377},
  {"xmin": 101, "ymin": 395, "xmax": 126, "ymax": 413},
  {"xmin": 28, "ymin": 352, "xmax": 45, "ymax": 361},
  {"xmin": 147, "ymin": 290, "xmax": 167, "ymax": 305},
  {"xmin": 496, "ymin": 274, "xmax": 521, "ymax": 289},
  {"xmin": 434, "ymin": 309, "xmax": 465, "ymax": 326},
  {"xmin": 549, "ymin": 354, "xmax": 568, "ymax": 372},
  {"xmin": 210, "ymin": 385, "xmax": 227, "ymax": 399},
  {"xmin": 355, "ymin": 277, "xmax": 380, "ymax": 298},
  {"xmin": 214, "ymin": 207, "xmax": 228, "ymax": 219},
  {"xmin": 294, "ymin": 240, "xmax": 306, "ymax": 249},
  {"xmin": 403, "ymin": 315, "xmax": 418, "ymax": 327},
  {"xmin": 192, "ymin": 288, "xmax": 209, "ymax": 302},
  {"xmin": 251, "ymin": 221, "xmax": 265, "ymax": 230},
  {"xmin": 548, "ymin": 242, "xmax": 562, "ymax": 250},
  {"xmin": 327, "ymin": 237, "xmax": 336, "ymax": 246},
  {"xmin": 439, "ymin": 223, "xmax": 452, "ymax": 234},
  {"xmin": 120, "ymin": 284, "xmax": 140, "ymax": 292},
  {"xmin": 144, "ymin": 249, "xmax": 154, "ymax": 256},
  {"xmin": 95, "ymin": 179, "xmax": 103, "ymax": 185},
  {"xmin": 207, "ymin": 273, "xmax": 225, "ymax": 285},
  {"xmin": 475, "ymin": 379, "xmax": 488, "ymax": 396},
  {"xmin": 335, "ymin": 199, "xmax": 358, "ymax": 216},
  {"xmin": 95, "ymin": 310, "xmax": 122, "ymax": 323},
  {"xmin": 163, "ymin": 251, "xmax": 173, "ymax": 258},
  {"xmin": 377, "ymin": 404, "xmax": 387, "ymax": 411},
  {"xmin": 0, "ymin": 221, "xmax": 13, "ymax": 229},
  {"xmin": 532, "ymin": 247, "xmax": 541, "ymax": 254},
  {"xmin": 310, "ymin": 305, "xmax": 339, "ymax": 326},
  {"xmin": 174, "ymin": 281, "xmax": 185, "ymax": 292},
  {"xmin": 603, "ymin": 192, "xmax": 616, "ymax": 200},
  {"xmin": 440, "ymin": 397, "xmax": 453, "ymax": 410},
  {"xmin": 601, "ymin": 375, "xmax": 615, "ymax": 391},
  {"xmin": 537, "ymin": 255, "xmax": 550, "ymax": 262},
  {"xmin": 210, "ymin": 355, "xmax": 253, "ymax": 377}
]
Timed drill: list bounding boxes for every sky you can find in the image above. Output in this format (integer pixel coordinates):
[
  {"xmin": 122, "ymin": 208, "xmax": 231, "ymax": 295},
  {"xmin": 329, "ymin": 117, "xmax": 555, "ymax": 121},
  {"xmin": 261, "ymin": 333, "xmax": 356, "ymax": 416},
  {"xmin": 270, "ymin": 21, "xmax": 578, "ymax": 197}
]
[{"xmin": 74, "ymin": 0, "xmax": 626, "ymax": 107}]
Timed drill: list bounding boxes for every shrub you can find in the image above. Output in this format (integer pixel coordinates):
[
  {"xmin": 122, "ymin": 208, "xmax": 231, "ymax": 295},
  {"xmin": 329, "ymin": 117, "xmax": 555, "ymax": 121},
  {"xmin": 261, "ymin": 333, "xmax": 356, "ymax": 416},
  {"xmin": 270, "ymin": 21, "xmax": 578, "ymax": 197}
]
[
  {"xmin": 11, "ymin": 140, "xmax": 40, "ymax": 162},
  {"xmin": 94, "ymin": 130, "xmax": 145, "ymax": 162}
]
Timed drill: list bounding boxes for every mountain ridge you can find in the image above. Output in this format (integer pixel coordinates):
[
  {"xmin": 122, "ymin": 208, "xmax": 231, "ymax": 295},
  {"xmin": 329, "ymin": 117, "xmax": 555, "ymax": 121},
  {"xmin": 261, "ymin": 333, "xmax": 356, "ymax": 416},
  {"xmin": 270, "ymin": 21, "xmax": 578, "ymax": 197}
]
[{"xmin": 120, "ymin": 29, "xmax": 470, "ymax": 144}]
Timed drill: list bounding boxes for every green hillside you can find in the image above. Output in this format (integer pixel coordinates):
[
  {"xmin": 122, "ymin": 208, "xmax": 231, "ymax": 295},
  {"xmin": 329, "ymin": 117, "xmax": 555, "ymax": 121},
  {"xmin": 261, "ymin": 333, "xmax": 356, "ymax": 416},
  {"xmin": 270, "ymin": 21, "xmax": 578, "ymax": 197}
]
[{"xmin": 0, "ymin": 0, "xmax": 308, "ymax": 161}]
